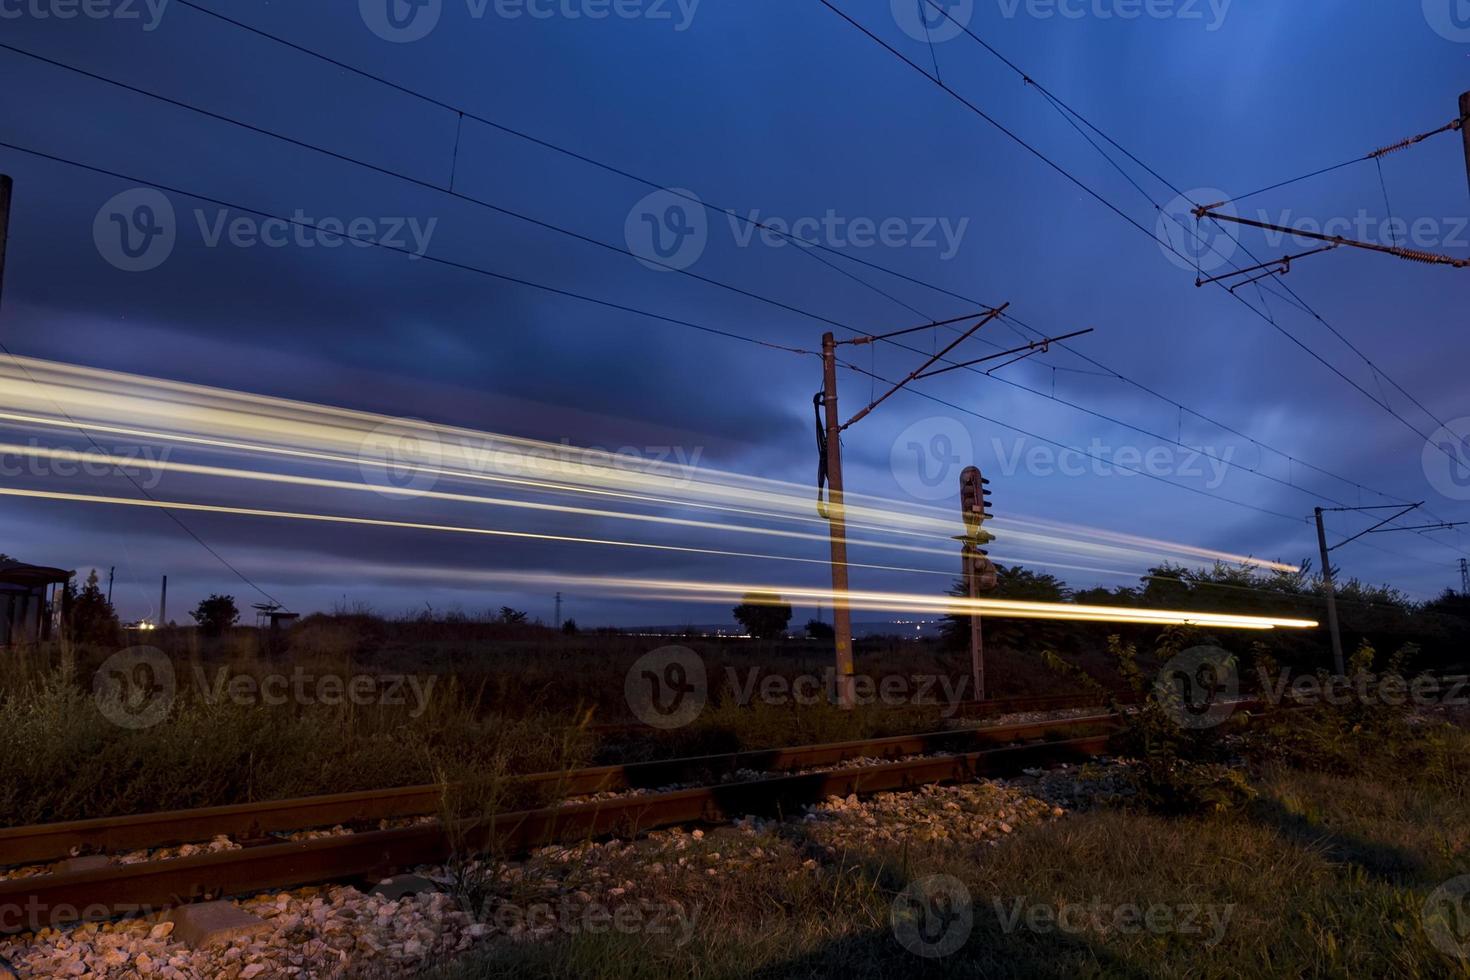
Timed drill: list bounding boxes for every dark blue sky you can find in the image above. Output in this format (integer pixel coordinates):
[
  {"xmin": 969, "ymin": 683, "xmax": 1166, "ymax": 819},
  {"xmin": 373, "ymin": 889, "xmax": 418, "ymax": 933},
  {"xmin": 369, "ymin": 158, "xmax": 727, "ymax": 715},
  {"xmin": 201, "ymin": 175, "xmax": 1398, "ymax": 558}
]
[{"xmin": 0, "ymin": 0, "xmax": 1466, "ymax": 625}]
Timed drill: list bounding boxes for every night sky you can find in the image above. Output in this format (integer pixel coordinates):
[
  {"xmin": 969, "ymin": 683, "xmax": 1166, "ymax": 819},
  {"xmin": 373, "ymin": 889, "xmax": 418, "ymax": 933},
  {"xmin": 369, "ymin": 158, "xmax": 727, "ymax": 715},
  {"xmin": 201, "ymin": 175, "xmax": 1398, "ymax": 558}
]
[{"xmin": 0, "ymin": 0, "xmax": 1466, "ymax": 626}]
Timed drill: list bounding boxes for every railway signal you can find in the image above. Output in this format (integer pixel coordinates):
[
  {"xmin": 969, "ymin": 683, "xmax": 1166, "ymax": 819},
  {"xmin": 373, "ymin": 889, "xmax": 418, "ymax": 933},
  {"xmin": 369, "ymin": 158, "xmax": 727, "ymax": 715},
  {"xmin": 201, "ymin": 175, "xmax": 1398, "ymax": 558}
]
[{"xmin": 959, "ymin": 466, "xmax": 997, "ymax": 700}]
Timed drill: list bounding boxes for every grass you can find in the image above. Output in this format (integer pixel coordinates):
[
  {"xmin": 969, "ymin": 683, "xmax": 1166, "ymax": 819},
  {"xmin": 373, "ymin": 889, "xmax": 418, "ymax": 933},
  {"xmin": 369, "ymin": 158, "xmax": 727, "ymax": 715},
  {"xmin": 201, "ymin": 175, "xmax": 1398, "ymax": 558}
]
[
  {"xmin": 0, "ymin": 618, "xmax": 1113, "ymax": 827},
  {"xmin": 426, "ymin": 758, "xmax": 1470, "ymax": 978},
  {"xmin": 0, "ymin": 659, "xmax": 595, "ymax": 828}
]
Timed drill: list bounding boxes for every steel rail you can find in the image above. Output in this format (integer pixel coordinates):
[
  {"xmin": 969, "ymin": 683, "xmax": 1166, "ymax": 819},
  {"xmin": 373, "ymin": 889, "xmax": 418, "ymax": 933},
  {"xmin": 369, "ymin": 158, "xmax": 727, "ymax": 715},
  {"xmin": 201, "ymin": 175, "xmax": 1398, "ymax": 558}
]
[
  {"xmin": 0, "ymin": 713, "xmax": 1119, "ymax": 868},
  {"xmin": 0, "ymin": 734, "xmax": 1113, "ymax": 934}
]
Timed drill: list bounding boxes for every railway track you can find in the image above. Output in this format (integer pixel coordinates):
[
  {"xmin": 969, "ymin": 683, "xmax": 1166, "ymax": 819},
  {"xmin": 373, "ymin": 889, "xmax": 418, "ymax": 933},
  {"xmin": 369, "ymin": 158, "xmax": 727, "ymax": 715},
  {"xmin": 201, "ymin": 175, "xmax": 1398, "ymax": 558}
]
[
  {"xmin": 4, "ymin": 673, "xmax": 1454, "ymax": 935},
  {"xmin": 0, "ymin": 713, "xmax": 1123, "ymax": 933}
]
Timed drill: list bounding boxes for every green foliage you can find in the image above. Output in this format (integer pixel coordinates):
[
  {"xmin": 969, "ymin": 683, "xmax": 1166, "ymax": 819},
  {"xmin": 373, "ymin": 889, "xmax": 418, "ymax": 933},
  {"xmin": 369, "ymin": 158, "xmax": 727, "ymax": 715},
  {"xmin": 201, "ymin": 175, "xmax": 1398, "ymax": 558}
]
[
  {"xmin": 1045, "ymin": 630, "xmax": 1255, "ymax": 815},
  {"xmin": 732, "ymin": 592, "xmax": 792, "ymax": 640},
  {"xmin": 941, "ymin": 565, "xmax": 1070, "ymax": 651},
  {"xmin": 62, "ymin": 568, "xmax": 120, "ymax": 647},
  {"xmin": 190, "ymin": 593, "xmax": 239, "ymax": 636},
  {"xmin": 1245, "ymin": 640, "xmax": 1462, "ymax": 785}
]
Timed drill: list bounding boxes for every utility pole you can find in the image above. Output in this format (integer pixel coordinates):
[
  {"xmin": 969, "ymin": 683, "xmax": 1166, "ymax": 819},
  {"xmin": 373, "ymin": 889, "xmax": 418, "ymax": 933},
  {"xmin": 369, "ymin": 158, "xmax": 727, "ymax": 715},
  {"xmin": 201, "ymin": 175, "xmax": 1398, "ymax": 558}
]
[
  {"xmin": 816, "ymin": 310, "xmax": 1090, "ymax": 707},
  {"xmin": 1313, "ymin": 508, "xmax": 1344, "ymax": 676},
  {"xmin": 106, "ymin": 566, "xmax": 115, "ymax": 605},
  {"xmin": 554, "ymin": 591, "xmax": 562, "ymax": 628},
  {"xmin": 820, "ymin": 332, "xmax": 856, "ymax": 708},
  {"xmin": 1460, "ymin": 91, "xmax": 1470, "ymax": 203},
  {"xmin": 1314, "ymin": 503, "xmax": 1465, "ymax": 674},
  {"xmin": 1461, "ymin": 558, "xmax": 1468, "ymax": 596},
  {"xmin": 159, "ymin": 574, "xmax": 167, "ymax": 629},
  {"xmin": 0, "ymin": 174, "xmax": 11, "ymax": 310}
]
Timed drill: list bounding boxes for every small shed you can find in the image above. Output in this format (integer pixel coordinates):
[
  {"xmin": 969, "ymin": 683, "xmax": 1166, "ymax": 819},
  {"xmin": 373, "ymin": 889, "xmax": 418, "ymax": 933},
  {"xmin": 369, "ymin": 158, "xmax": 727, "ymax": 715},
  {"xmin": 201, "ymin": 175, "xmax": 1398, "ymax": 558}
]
[{"xmin": 0, "ymin": 560, "xmax": 72, "ymax": 646}]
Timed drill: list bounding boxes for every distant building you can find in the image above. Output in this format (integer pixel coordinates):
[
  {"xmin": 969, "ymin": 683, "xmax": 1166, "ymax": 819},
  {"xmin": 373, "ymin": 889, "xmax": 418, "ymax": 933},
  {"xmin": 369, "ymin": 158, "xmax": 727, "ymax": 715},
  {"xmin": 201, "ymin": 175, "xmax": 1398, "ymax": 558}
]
[{"xmin": 0, "ymin": 560, "xmax": 72, "ymax": 647}]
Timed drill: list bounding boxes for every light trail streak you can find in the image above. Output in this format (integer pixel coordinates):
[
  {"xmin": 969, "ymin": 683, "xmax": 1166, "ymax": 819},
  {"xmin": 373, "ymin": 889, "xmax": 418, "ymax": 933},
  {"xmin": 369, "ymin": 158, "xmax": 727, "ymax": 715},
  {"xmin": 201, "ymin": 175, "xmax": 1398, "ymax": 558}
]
[
  {"xmin": 0, "ymin": 485, "xmax": 953, "ymax": 579},
  {"xmin": 241, "ymin": 563, "xmax": 1313, "ymax": 630},
  {"xmin": 0, "ymin": 355, "xmax": 1298, "ymax": 573},
  {"xmin": 0, "ymin": 405, "xmax": 1286, "ymax": 576},
  {"xmin": 0, "ymin": 442, "xmax": 965, "ymax": 562}
]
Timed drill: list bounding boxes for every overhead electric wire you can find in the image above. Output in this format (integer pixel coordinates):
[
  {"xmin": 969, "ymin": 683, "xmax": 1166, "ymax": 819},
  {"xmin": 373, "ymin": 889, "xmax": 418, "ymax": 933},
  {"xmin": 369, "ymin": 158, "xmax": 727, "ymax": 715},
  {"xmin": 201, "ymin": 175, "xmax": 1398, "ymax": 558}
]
[
  {"xmin": 10, "ymin": 15, "xmax": 1457, "ymax": 573},
  {"xmin": 59, "ymin": 4, "xmax": 1443, "ymax": 543},
  {"xmin": 824, "ymin": 0, "xmax": 1468, "ymax": 559},
  {"xmin": 817, "ymin": 0, "xmax": 1464, "ymax": 478},
  {"xmin": 0, "ymin": 42, "xmax": 1394, "ymax": 536},
  {"xmin": 1, "ymin": 138, "xmax": 1397, "ymax": 575},
  {"xmin": 836, "ymin": 358, "xmax": 1453, "ymax": 574},
  {"xmin": 9, "ymin": 43, "xmax": 1453, "ymax": 563},
  {"xmin": 916, "ymin": 0, "xmax": 1467, "ymax": 450}
]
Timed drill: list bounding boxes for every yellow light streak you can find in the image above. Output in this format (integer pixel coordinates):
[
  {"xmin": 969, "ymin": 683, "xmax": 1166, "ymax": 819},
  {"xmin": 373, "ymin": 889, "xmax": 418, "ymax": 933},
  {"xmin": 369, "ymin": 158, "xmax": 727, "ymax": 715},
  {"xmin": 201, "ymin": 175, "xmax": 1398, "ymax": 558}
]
[
  {"xmin": 0, "ymin": 485, "xmax": 952, "ymax": 579},
  {"xmin": 0, "ymin": 355, "xmax": 1299, "ymax": 574},
  {"xmin": 0, "ymin": 442, "xmax": 965, "ymax": 562},
  {"xmin": 239, "ymin": 563, "xmax": 1313, "ymax": 631}
]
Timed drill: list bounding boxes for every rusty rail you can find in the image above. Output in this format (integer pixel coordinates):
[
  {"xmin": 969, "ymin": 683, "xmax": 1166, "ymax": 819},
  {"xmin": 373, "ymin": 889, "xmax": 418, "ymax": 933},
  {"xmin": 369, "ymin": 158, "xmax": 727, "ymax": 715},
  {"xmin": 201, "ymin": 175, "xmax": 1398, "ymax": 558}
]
[
  {"xmin": 0, "ymin": 713, "xmax": 1117, "ymax": 868},
  {"xmin": 0, "ymin": 734, "xmax": 1112, "ymax": 933}
]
